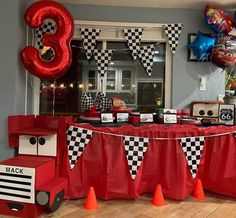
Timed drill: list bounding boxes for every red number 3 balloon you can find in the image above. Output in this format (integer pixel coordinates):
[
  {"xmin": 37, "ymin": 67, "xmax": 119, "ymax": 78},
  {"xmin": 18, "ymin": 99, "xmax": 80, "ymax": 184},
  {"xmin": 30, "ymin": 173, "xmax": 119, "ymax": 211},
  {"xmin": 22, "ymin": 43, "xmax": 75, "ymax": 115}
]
[{"xmin": 21, "ymin": 0, "xmax": 74, "ymax": 80}]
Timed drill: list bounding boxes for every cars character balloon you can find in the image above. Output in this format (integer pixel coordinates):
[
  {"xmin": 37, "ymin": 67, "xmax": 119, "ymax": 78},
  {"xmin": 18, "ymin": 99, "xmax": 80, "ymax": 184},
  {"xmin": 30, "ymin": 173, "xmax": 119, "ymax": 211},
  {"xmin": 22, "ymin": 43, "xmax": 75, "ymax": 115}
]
[
  {"xmin": 211, "ymin": 35, "xmax": 236, "ymax": 68},
  {"xmin": 204, "ymin": 4, "xmax": 233, "ymax": 34},
  {"xmin": 21, "ymin": 0, "xmax": 74, "ymax": 81}
]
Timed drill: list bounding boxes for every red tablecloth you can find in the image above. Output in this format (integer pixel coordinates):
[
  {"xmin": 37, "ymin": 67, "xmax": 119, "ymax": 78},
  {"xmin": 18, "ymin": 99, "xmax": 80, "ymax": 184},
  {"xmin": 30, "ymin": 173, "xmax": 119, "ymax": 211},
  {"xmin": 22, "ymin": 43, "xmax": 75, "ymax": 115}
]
[{"xmin": 61, "ymin": 124, "xmax": 236, "ymax": 200}]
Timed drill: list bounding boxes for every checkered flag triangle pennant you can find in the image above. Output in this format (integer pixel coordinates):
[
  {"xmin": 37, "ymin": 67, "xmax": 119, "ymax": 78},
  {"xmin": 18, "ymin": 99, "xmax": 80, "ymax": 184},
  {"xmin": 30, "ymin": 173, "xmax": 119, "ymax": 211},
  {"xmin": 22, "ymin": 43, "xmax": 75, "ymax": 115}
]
[
  {"xmin": 123, "ymin": 136, "xmax": 149, "ymax": 180},
  {"xmin": 180, "ymin": 136, "xmax": 205, "ymax": 178},
  {"xmin": 35, "ymin": 19, "xmax": 56, "ymax": 52},
  {"xmin": 163, "ymin": 23, "xmax": 183, "ymax": 54},
  {"xmin": 138, "ymin": 44, "xmax": 156, "ymax": 77},
  {"xmin": 67, "ymin": 126, "xmax": 93, "ymax": 169},
  {"xmin": 80, "ymin": 28, "xmax": 101, "ymax": 60},
  {"xmin": 93, "ymin": 49, "xmax": 113, "ymax": 78},
  {"xmin": 123, "ymin": 28, "xmax": 143, "ymax": 60}
]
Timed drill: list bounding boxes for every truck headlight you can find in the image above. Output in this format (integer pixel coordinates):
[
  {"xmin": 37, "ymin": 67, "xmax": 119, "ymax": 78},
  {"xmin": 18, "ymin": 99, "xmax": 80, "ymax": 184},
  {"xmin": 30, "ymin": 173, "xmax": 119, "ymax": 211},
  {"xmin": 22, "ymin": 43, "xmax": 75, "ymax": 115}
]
[{"xmin": 36, "ymin": 191, "xmax": 49, "ymax": 206}]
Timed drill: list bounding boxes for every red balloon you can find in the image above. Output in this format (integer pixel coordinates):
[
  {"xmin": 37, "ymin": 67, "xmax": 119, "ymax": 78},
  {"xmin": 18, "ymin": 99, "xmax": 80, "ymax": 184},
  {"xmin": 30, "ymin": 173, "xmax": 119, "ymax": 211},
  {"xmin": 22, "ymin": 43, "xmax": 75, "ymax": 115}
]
[
  {"xmin": 21, "ymin": 0, "xmax": 74, "ymax": 80},
  {"xmin": 204, "ymin": 4, "xmax": 233, "ymax": 34}
]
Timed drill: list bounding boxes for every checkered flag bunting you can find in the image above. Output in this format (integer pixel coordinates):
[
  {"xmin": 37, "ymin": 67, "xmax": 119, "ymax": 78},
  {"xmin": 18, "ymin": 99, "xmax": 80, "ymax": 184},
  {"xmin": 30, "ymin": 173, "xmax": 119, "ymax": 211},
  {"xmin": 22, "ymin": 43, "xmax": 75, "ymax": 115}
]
[
  {"xmin": 138, "ymin": 44, "xmax": 156, "ymax": 77},
  {"xmin": 93, "ymin": 49, "xmax": 113, "ymax": 78},
  {"xmin": 80, "ymin": 28, "xmax": 101, "ymax": 60},
  {"xmin": 163, "ymin": 23, "xmax": 183, "ymax": 54},
  {"xmin": 35, "ymin": 19, "xmax": 56, "ymax": 53},
  {"xmin": 123, "ymin": 28, "xmax": 143, "ymax": 60},
  {"xmin": 123, "ymin": 136, "xmax": 149, "ymax": 180},
  {"xmin": 67, "ymin": 126, "xmax": 93, "ymax": 169},
  {"xmin": 81, "ymin": 92, "xmax": 94, "ymax": 111},
  {"xmin": 180, "ymin": 136, "xmax": 205, "ymax": 178}
]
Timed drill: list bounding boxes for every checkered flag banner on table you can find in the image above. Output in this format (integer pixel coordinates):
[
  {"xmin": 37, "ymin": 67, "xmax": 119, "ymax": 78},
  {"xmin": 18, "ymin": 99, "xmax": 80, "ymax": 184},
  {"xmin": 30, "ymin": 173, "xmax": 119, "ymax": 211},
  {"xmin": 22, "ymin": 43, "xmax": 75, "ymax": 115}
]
[
  {"xmin": 94, "ymin": 92, "xmax": 105, "ymax": 110},
  {"xmin": 123, "ymin": 28, "xmax": 143, "ymax": 60},
  {"xmin": 67, "ymin": 126, "xmax": 93, "ymax": 169},
  {"xmin": 35, "ymin": 19, "xmax": 56, "ymax": 52},
  {"xmin": 101, "ymin": 96, "xmax": 112, "ymax": 112},
  {"xmin": 80, "ymin": 28, "xmax": 101, "ymax": 60},
  {"xmin": 81, "ymin": 92, "xmax": 94, "ymax": 111},
  {"xmin": 163, "ymin": 23, "xmax": 183, "ymax": 54},
  {"xmin": 93, "ymin": 49, "xmax": 113, "ymax": 78},
  {"xmin": 138, "ymin": 44, "xmax": 156, "ymax": 77},
  {"xmin": 180, "ymin": 136, "xmax": 205, "ymax": 178},
  {"xmin": 123, "ymin": 136, "xmax": 149, "ymax": 180}
]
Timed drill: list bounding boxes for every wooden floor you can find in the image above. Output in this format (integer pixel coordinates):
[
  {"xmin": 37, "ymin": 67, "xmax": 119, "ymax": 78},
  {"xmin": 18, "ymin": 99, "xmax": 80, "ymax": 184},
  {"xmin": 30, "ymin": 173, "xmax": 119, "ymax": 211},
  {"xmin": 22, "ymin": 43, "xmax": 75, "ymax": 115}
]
[
  {"xmin": 41, "ymin": 192, "xmax": 236, "ymax": 218},
  {"xmin": 1, "ymin": 192, "xmax": 236, "ymax": 218}
]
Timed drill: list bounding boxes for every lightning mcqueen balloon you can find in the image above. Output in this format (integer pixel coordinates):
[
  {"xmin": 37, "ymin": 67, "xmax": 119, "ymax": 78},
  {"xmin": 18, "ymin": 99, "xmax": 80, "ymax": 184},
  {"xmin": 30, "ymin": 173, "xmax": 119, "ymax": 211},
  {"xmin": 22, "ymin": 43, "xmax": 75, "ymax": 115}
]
[
  {"xmin": 211, "ymin": 35, "xmax": 236, "ymax": 68},
  {"xmin": 204, "ymin": 4, "xmax": 233, "ymax": 34}
]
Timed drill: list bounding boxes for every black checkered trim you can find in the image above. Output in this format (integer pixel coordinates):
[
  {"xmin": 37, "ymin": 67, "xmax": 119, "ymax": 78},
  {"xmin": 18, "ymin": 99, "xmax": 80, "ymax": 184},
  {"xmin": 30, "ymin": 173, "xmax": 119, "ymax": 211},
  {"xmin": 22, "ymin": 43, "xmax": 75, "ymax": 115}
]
[
  {"xmin": 93, "ymin": 49, "xmax": 113, "ymax": 78},
  {"xmin": 180, "ymin": 136, "xmax": 205, "ymax": 178},
  {"xmin": 123, "ymin": 28, "xmax": 143, "ymax": 60},
  {"xmin": 164, "ymin": 23, "xmax": 183, "ymax": 54},
  {"xmin": 138, "ymin": 44, "xmax": 156, "ymax": 77},
  {"xmin": 67, "ymin": 126, "xmax": 93, "ymax": 169},
  {"xmin": 80, "ymin": 28, "xmax": 101, "ymax": 60},
  {"xmin": 35, "ymin": 19, "xmax": 56, "ymax": 51},
  {"xmin": 123, "ymin": 136, "xmax": 149, "ymax": 180}
]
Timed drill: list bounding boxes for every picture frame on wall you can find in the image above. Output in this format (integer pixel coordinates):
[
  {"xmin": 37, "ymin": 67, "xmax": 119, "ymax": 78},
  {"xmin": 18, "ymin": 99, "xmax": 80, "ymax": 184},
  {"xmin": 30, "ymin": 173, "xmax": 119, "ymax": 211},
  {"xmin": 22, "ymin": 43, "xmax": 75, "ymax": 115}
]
[
  {"xmin": 187, "ymin": 33, "xmax": 210, "ymax": 62},
  {"xmin": 218, "ymin": 104, "xmax": 235, "ymax": 126}
]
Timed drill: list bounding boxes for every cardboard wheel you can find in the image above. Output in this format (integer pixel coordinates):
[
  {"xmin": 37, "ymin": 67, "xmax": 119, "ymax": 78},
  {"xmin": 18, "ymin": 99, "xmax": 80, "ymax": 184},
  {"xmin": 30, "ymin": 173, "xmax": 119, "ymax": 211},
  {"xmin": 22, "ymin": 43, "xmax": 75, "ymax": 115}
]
[{"xmin": 50, "ymin": 190, "xmax": 65, "ymax": 212}]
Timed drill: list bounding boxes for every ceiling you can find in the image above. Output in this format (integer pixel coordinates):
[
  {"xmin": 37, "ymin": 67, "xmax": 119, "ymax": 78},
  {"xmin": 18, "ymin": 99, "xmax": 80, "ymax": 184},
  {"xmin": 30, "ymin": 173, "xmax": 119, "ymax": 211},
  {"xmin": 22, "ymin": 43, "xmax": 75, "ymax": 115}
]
[{"xmin": 58, "ymin": 0, "xmax": 236, "ymax": 9}]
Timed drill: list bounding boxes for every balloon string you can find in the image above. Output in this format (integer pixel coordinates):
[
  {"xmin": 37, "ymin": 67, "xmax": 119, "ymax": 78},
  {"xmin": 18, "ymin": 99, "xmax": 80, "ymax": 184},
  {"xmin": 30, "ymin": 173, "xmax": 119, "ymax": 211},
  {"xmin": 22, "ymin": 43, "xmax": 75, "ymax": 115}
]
[{"xmin": 52, "ymin": 81, "xmax": 56, "ymax": 116}]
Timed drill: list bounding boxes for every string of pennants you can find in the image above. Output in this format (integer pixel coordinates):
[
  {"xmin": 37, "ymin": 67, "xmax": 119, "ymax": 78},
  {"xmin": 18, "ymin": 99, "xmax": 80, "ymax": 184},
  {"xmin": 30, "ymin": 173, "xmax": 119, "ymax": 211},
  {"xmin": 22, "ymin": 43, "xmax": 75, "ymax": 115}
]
[
  {"xmin": 66, "ymin": 126, "xmax": 233, "ymax": 180},
  {"xmin": 35, "ymin": 21, "xmax": 183, "ymax": 78}
]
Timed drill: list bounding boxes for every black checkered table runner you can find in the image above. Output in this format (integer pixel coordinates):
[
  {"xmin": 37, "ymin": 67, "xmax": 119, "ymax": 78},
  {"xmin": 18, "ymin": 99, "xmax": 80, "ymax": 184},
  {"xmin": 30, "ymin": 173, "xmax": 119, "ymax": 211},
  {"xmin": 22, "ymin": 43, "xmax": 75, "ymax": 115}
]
[
  {"xmin": 80, "ymin": 28, "xmax": 101, "ymax": 60},
  {"xmin": 123, "ymin": 136, "xmax": 149, "ymax": 180},
  {"xmin": 164, "ymin": 23, "xmax": 183, "ymax": 54},
  {"xmin": 123, "ymin": 28, "xmax": 143, "ymax": 60},
  {"xmin": 93, "ymin": 49, "xmax": 113, "ymax": 78},
  {"xmin": 67, "ymin": 126, "xmax": 93, "ymax": 169},
  {"xmin": 180, "ymin": 136, "xmax": 205, "ymax": 178},
  {"xmin": 138, "ymin": 44, "xmax": 156, "ymax": 77}
]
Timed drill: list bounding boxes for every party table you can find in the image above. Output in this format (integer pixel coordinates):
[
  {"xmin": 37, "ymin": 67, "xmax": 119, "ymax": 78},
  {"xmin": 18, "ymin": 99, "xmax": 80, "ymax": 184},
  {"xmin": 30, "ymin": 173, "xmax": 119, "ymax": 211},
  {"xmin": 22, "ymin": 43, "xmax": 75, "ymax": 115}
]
[{"xmin": 61, "ymin": 123, "xmax": 236, "ymax": 200}]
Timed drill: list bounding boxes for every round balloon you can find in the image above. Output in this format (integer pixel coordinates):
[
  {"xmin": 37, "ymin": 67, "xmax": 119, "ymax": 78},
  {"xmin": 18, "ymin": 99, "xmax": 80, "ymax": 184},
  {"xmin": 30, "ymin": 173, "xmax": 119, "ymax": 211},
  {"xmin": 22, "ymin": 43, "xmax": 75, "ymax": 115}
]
[
  {"xmin": 187, "ymin": 31, "xmax": 217, "ymax": 61},
  {"xmin": 204, "ymin": 4, "xmax": 233, "ymax": 34},
  {"xmin": 211, "ymin": 35, "xmax": 236, "ymax": 68},
  {"xmin": 21, "ymin": 0, "xmax": 74, "ymax": 81}
]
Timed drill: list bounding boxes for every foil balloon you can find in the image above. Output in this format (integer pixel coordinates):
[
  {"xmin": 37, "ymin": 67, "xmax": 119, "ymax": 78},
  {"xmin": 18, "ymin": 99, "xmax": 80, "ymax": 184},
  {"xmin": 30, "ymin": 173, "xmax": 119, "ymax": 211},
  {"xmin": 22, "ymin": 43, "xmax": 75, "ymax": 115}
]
[
  {"xmin": 187, "ymin": 31, "xmax": 217, "ymax": 61},
  {"xmin": 21, "ymin": 0, "xmax": 74, "ymax": 81},
  {"xmin": 204, "ymin": 4, "xmax": 233, "ymax": 34},
  {"xmin": 211, "ymin": 35, "xmax": 236, "ymax": 68}
]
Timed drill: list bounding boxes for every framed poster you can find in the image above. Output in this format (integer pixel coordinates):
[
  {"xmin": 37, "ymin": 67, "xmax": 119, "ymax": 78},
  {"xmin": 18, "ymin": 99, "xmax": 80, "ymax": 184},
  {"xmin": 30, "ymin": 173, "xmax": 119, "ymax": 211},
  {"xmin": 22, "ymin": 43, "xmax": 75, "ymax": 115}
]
[
  {"xmin": 116, "ymin": 112, "xmax": 129, "ymax": 123},
  {"xmin": 187, "ymin": 33, "xmax": 210, "ymax": 62},
  {"xmin": 140, "ymin": 113, "xmax": 153, "ymax": 123},
  {"xmin": 101, "ymin": 113, "xmax": 114, "ymax": 123},
  {"xmin": 218, "ymin": 104, "xmax": 235, "ymax": 126}
]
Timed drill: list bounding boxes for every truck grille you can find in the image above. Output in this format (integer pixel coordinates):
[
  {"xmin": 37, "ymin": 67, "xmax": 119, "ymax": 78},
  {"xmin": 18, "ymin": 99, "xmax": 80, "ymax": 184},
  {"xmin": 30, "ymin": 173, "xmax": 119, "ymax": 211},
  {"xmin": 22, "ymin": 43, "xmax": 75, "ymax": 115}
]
[{"xmin": 0, "ymin": 165, "xmax": 35, "ymax": 204}]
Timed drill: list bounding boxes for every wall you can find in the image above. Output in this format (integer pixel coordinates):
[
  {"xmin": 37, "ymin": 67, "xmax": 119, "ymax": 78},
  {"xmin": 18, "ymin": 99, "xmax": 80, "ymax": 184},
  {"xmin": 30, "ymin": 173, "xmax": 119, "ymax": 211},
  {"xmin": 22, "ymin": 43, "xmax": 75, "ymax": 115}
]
[
  {"xmin": 64, "ymin": 4, "xmax": 225, "ymax": 108},
  {"xmin": 0, "ymin": 0, "xmax": 32, "ymax": 160}
]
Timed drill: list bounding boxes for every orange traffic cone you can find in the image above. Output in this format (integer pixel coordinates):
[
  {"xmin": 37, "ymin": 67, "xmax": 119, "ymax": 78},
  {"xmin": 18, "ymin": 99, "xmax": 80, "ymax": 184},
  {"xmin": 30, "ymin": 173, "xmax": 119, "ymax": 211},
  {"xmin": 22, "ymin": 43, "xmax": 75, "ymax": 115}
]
[
  {"xmin": 151, "ymin": 184, "xmax": 166, "ymax": 207},
  {"xmin": 192, "ymin": 179, "xmax": 205, "ymax": 200},
  {"xmin": 84, "ymin": 186, "xmax": 99, "ymax": 210}
]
